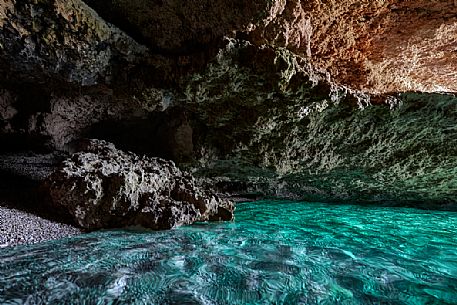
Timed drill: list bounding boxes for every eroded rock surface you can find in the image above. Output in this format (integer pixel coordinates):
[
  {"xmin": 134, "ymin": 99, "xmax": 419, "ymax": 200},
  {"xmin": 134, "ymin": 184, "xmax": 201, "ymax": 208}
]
[
  {"xmin": 0, "ymin": 0, "xmax": 149, "ymax": 87},
  {"xmin": 185, "ymin": 40, "xmax": 457, "ymax": 208},
  {"xmin": 253, "ymin": 0, "xmax": 457, "ymax": 93},
  {"xmin": 82, "ymin": 0, "xmax": 457, "ymax": 93},
  {"xmin": 43, "ymin": 140, "xmax": 233, "ymax": 230},
  {"xmin": 1, "ymin": 0, "xmax": 457, "ymax": 210}
]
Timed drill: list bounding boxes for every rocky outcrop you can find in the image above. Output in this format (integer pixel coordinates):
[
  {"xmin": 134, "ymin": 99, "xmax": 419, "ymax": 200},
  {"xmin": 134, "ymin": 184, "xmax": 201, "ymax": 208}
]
[
  {"xmin": 0, "ymin": 0, "xmax": 150, "ymax": 87},
  {"xmin": 1, "ymin": 0, "xmax": 457, "ymax": 210},
  {"xmin": 252, "ymin": 0, "xmax": 457, "ymax": 93},
  {"xmin": 184, "ymin": 40, "xmax": 457, "ymax": 208},
  {"xmin": 0, "ymin": 0, "xmax": 197, "ymax": 154},
  {"xmin": 82, "ymin": 0, "xmax": 457, "ymax": 93},
  {"xmin": 43, "ymin": 140, "xmax": 233, "ymax": 230}
]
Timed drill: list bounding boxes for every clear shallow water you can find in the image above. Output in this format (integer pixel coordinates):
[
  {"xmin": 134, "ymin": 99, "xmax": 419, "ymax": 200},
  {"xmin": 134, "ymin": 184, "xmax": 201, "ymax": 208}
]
[{"xmin": 1, "ymin": 201, "xmax": 457, "ymax": 305}]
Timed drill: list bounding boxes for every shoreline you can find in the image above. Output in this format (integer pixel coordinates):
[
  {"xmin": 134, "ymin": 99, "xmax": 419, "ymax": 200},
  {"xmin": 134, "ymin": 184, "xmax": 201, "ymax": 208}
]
[{"xmin": 0, "ymin": 205, "xmax": 82, "ymax": 248}]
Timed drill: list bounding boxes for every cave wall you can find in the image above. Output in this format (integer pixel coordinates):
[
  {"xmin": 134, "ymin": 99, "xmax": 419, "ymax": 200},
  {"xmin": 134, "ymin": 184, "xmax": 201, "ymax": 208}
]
[
  {"xmin": 1, "ymin": 0, "xmax": 457, "ymax": 206},
  {"xmin": 81, "ymin": 0, "xmax": 457, "ymax": 93},
  {"xmin": 182, "ymin": 41, "xmax": 457, "ymax": 207}
]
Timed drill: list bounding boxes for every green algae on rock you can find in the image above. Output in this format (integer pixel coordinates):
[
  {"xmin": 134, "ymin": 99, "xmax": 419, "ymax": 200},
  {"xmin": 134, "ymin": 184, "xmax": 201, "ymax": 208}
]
[
  {"xmin": 183, "ymin": 40, "xmax": 457, "ymax": 207},
  {"xmin": 1, "ymin": 0, "xmax": 457, "ymax": 208}
]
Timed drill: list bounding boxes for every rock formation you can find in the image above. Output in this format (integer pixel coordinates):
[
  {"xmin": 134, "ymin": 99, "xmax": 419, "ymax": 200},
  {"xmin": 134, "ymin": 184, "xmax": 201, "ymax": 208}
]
[
  {"xmin": 81, "ymin": 0, "xmax": 457, "ymax": 93},
  {"xmin": 0, "ymin": 0, "xmax": 149, "ymax": 87},
  {"xmin": 1, "ymin": 0, "xmax": 457, "ymax": 213},
  {"xmin": 44, "ymin": 140, "xmax": 234, "ymax": 230},
  {"xmin": 185, "ymin": 41, "xmax": 457, "ymax": 208}
]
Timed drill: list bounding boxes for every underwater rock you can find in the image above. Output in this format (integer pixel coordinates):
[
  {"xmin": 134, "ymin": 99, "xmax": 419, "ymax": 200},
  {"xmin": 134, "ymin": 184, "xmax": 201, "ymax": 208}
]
[{"xmin": 43, "ymin": 140, "xmax": 233, "ymax": 230}]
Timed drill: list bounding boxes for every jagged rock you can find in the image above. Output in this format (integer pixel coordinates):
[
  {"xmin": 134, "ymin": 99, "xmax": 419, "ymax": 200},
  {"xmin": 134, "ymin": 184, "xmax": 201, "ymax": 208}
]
[
  {"xmin": 2, "ymin": 0, "xmax": 456, "ymax": 93},
  {"xmin": 81, "ymin": 0, "xmax": 457, "ymax": 93},
  {"xmin": 185, "ymin": 40, "xmax": 457, "ymax": 208},
  {"xmin": 0, "ymin": 0, "xmax": 150, "ymax": 87},
  {"xmin": 2, "ymin": 0, "xmax": 457, "ymax": 209},
  {"xmin": 0, "ymin": 0, "xmax": 196, "ymax": 152},
  {"xmin": 43, "ymin": 140, "xmax": 233, "ymax": 230}
]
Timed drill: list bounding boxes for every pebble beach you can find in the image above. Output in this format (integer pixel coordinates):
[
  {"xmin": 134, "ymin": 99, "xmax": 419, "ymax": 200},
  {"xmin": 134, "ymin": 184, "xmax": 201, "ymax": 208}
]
[{"xmin": 0, "ymin": 205, "xmax": 82, "ymax": 248}]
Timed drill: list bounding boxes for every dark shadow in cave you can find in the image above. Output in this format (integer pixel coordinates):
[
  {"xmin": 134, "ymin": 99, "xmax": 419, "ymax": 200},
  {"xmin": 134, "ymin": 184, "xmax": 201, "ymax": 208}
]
[
  {"xmin": 0, "ymin": 153, "xmax": 75, "ymax": 225},
  {"xmin": 84, "ymin": 107, "xmax": 194, "ymax": 163},
  {"xmin": 0, "ymin": 134, "xmax": 53, "ymax": 153},
  {"xmin": 0, "ymin": 82, "xmax": 54, "ymax": 153}
]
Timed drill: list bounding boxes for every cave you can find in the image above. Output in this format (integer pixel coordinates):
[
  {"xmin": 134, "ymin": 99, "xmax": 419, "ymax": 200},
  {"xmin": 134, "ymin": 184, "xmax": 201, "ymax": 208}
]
[
  {"xmin": 1, "ymin": 0, "xmax": 457, "ymax": 303},
  {"xmin": 84, "ymin": 107, "xmax": 194, "ymax": 162}
]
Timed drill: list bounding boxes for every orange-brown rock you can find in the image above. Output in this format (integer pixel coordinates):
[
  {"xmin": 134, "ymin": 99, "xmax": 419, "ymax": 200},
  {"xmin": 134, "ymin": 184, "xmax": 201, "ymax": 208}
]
[
  {"xmin": 251, "ymin": 0, "xmax": 457, "ymax": 93},
  {"xmin": 364, "ymin": 1, "xmax": 457, "ymax": 93},
  {"xmin": 82, "ymin": 0, "xmax": 457, "ymax": 94}
]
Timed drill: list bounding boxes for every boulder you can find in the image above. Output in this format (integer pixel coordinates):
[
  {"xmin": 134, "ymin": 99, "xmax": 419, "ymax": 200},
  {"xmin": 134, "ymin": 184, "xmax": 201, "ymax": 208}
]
[{"xmin": 43, "ymin": 140, "xmax": 233, "ymax": 230}]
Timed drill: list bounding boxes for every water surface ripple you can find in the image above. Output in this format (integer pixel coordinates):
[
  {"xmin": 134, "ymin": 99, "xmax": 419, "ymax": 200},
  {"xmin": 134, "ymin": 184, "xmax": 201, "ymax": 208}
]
[{"xmin": 1, "ymin": 201, "xmax": 457, "ymax": 304}]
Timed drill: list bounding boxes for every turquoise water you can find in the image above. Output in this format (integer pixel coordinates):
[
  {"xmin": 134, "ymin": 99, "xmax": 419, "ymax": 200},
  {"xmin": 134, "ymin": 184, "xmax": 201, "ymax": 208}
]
[{"xmin": 1, "ymin": 201, "xmax": 457, "ymax": 304}]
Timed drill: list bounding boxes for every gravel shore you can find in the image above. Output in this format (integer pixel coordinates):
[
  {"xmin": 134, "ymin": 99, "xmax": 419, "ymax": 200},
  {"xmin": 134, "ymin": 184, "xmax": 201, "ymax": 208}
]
[
  {"xmin": 0, "ymin": 152, "xmax": 83, "ymax": 248},
  {"xmin": 0, "ymin": 206, "xmax": 82, "ymax": 248}
]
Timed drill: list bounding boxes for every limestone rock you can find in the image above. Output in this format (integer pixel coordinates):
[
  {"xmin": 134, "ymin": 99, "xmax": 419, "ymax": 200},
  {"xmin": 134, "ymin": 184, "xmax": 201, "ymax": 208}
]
[
  {"xmin": 43, "ymin": 140, "xmax": 233, "ymax": 230},
  {"xmin": 185, "ymin": 40, "xmax": 457, "ymax": 208},
  {"xmin": 0, "ymin": 0, "xmax": 149, "ymax": 87},
  {"xmin": 82, "ymin": 0, "xmax": 457, "ymax": 93},
  {"xmin": 2, "ymin": 0, "xmax": 457, "ymax": 209}
]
